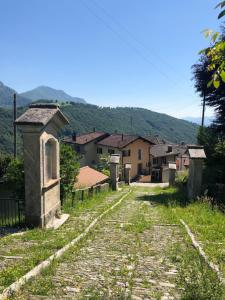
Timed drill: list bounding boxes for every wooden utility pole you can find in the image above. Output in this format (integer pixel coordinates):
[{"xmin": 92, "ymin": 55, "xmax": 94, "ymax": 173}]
[
  {"xmin": 13, "ymin": 93, "xmax": 17, "ymax": 158},
  {"xmin": 201, "ymin": 91, "xmax": 206, "ymax": 127}
]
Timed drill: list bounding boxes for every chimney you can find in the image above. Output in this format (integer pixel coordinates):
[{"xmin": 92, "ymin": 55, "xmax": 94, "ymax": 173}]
[
  {"xmin": 72, "ymin": 131, "xmax": 77, "ymax": 142},
  {"xmin": 93, "ymin": 127, "xmax": 96, "ymax": 132}
]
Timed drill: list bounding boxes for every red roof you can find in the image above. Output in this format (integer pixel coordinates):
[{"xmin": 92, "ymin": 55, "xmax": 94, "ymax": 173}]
[
  {"xmin": 74, "ymin": 166, "xmax": 109, "ymax": 188},
  {"xmin": 97, "ymin": 134, "xmax": 152, "ymax": 149},
  {"xmin": 63, "ymin": 132, "xmax": 108, "ymax": 145}
]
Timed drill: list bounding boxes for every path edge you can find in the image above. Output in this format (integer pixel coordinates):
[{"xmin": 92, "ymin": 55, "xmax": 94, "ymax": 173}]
[
  {"xmin": 180, "ymin": 218, "xmax": 225, "ymax": 285},
  {"xmin": 0, "ymin": 189, "xmax": 132, "ymax": 300}
]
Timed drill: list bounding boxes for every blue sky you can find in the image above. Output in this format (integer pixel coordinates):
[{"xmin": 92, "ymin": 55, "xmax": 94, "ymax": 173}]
[{"xmin": 0, "ymin": 0, "xmax": 221, "ymax": 118}]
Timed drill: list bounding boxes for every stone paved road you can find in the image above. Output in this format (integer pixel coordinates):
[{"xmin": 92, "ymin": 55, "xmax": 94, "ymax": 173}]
[{"xmin": 14, "ymin": 188, "xmax": 185, "ymax": 300}]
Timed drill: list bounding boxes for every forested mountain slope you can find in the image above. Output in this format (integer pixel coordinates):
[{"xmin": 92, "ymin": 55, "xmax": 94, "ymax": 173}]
[{"xmin": 0, "ymin": 102, "xmax": 198, "ymax": 154}]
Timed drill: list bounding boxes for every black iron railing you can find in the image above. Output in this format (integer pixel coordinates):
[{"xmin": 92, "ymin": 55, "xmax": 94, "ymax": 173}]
[{"xmin": 0, "ymin": 197, "xmax": 25, "ymax": 227}]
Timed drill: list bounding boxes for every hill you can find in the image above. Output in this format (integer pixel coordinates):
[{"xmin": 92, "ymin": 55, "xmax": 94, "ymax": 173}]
[
  {"xmin": 0, "ymin": 102, "xmax": 198, "ymax": 154},
  {"xmin": 0, "ymin": 81, "xmax": 31, "ymax": 107},
  {"xmin": 20, "ymin": 86, "xmax": 86, "ymax": 104}
]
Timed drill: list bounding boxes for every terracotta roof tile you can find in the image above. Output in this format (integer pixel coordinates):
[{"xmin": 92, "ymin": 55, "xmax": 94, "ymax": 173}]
[
  {"xmin": 63, "ymin": 132, "xmax": 108, "ymax": 145},
  {"xmin": 74, "ymin": 166, "xmax": 109, "ymax": 188},
  {"xmin": 97, "ymin": 134, "xmax": 152, "ymax": 149}
]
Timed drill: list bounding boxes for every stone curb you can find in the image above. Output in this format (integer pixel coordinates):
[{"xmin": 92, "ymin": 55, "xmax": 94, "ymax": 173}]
[
  {"xmin": 180, "ymin": 219, "xmax": 225, "ymax": 285},
  {"xmin": 0, "ymin": 190, "xmax": 132, "ymax": 300}
]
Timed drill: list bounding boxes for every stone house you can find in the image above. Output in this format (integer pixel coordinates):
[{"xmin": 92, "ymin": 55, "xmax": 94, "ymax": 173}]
[{"xmin": 150, "ymin": 144, "xmax": 187, "ymax": 181}]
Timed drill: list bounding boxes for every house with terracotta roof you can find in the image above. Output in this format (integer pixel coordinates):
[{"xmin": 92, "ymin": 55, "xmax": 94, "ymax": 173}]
[
  {"xmin": 96, "ymin": 133, "xmax": 154, "ymax": 179},
  {"xmin": 63, "ymin": 130, "xmax": 109, "ymax": 167},
  {"xmin": 63, "ymin": 131, "xmax": 154, "ymax": 180}
]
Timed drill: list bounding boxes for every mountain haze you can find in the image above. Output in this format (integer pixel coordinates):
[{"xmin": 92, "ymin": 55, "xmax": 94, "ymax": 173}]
[{"xmin": 20, "ymin": 86, "xmax": 86, "ymax": 104}]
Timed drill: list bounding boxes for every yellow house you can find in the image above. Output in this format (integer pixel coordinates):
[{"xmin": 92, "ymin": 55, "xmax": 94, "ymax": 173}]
[{"xmin": 96, "ymin": 134, "xmax": 154, "ymax": 179}]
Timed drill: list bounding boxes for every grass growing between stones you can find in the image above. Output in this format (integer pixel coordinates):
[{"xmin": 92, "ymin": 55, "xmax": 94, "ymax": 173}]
[
  {"xmin": 138, "ymin": 186, "xmax": 225, "ymax": 281},
  {"xmin": 0, "ymin": 188, "xmax": 129, "ymax": 293}
]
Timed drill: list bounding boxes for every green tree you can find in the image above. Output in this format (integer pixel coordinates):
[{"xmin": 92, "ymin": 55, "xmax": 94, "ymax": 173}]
[
  {"xmin": 0, "ymin": 153, "xmax": 12, "ymax": 178},
  {"xmin": 201, "ymin": 1, "xmax": 225, "ymax": 88},
  {"xmin": 3, "ymin": 158, "xmax": 25, "ymax": 198},
  {"xmin": 60, "ymin": 143, "xmax": 80, "ymax": 200}
]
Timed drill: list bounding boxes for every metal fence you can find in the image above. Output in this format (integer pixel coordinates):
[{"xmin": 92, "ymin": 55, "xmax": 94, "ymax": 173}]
[{"xmin": 0, "ymin": 197, "xmax": 25, "ymax": 227}]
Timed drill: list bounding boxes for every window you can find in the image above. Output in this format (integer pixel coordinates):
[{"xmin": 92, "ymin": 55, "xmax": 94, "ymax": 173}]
[
  {"xmin": 108, "ymin": 149, "xmax": 115, "ymax": 155},
  {"xmin": 97, "ymin": 147, "xmax": 103, "ymax": 154},
  {"xmin": 45, "ymin": 139, "xmax": 57, "ymax": 182},
  {"xmin": 122, "ymin": 149, "xmax": 131, "ymax": 157},
  {"xmin": 153, "ymin": 158, "xmax": 158, "ymax": 165},
  {"xmin": 162, "ymin": 157, "xmax": 166, "ymax": 165},
  {"xmin": 138, "ymin": 149, "xmax": 142, "ymax": 160}
]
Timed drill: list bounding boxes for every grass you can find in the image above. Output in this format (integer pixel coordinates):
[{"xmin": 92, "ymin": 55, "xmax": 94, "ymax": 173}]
[
  {"xmin": 137, "ymin": 186, "xmax": 225, "ymax": 271},
  {"xmin": 0, "ymin": 188, "xmax": 128, "ymax": 293}
]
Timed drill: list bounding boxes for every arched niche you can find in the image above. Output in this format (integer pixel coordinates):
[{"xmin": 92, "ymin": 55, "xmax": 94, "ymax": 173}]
[{"xmin": 45, "ymin": 138, "xmax": 58, "ymax": 182}]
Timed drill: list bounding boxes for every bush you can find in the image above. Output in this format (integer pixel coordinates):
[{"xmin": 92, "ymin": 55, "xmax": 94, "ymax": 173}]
[
  {"xmin": 3, "ymin": 158, "xmax": 25, "ymax": 198},
  {"xmin": 0, "ymin": 153, "xmax": 12, "ymax": 178},
  {"xmin": 60, "ymin": 143, "xmax": 80, "ymax": 200}
]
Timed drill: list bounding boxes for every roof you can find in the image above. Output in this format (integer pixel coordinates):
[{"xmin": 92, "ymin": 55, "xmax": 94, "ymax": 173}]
[
  {"xmin": 63, "ymin": 131, "xmax": 108, "ymax": 145},
  {"xmin": 74, "ymin": 166, "xmax": 109, "ymax": 188},
  {"xmin": 145, "ymin": 135, "xmax": 170, "ymax": 145},
  {"xmin": 97, "ymin": 134, "xmax": 153, "ymax": 149},
  {"xmin": 188, "ymin": 148, "xmax": 206, "ymax": 159},
  {"xmin": 15, "ymin": 104, "xmax": 69, "ymax": 126},
  {"xmin": 151, "ymin": 144, "xmax": 187, "ymax": 158}
]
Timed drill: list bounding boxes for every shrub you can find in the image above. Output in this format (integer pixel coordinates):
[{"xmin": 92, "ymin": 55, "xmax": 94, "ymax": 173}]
[
  {"xmin": 3, "ymin": 158, "xmax": 25, "ymax": 198},
  {"xmin": 60, "ymin": 143, "xmax": 80, "ymax": 200}
]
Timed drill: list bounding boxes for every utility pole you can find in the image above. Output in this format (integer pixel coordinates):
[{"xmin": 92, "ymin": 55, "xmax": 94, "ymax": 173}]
[
  {"xmin": 13, "ymin": 93, "xmax": 17, "ymax": 158},
  {"xmin": 201, "ymin": 91, "xmax": 206, "ymax": 127}
]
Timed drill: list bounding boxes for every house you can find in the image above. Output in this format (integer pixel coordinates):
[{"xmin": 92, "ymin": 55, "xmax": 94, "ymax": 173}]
[
  {"xmin": 150, "ymin": 143, "xmax": 187, "ymax": 181},
  {"xmin": 96, "ymin": 134, "xmax": 154, "ymax": 179},
  {"xmin": 74, "ymin": 166, "xmax": 109, "ymax": 189},
  {"xmin": 63, "ymin": 131, "xmax": 154, "ymax": 180},
  {"xmin": 63, "ymin": 131, "xmax": 109, "ymax": 167}
]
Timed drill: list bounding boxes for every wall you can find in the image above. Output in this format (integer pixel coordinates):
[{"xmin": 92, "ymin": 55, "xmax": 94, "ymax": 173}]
[{"xmin": 122, "ymin": 139, "xmax": 151, "ymax": 178}]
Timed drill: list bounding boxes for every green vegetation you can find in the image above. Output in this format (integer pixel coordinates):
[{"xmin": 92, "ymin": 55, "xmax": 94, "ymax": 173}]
[
  {"xmin": 0, "ymin": 102, "xmax": 198, "ymax": 154},
  {"xmin": 141, "ymin": 186, "xmax": 225, "ymax": 278},
  {"xmin": 60, "ymin": 143, "xmax": 80, "ymax": 200}
]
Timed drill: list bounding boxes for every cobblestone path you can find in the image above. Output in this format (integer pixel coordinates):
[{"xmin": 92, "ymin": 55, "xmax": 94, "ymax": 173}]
[
  {"xmin": 0, "ymin": 189, "xmax": 129, "ymax": 293},
  {"xmin": 15, "ymin": 188, "xmax": 185, "ymax": 300}
]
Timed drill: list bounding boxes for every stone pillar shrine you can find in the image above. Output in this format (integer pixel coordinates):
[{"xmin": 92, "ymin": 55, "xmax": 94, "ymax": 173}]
[
  {"xmin": 187, "ymin": 145, "xmax": 206, "ymax": 200},
  {"xmin": 124, "ymin": 163, "xmax": 131, "ymax": 185},
  {"xmin": 15, "ymin": 104, "xmax": 69, "ymax": 228},
  {"xmin": 109, "ymin": 154, "xmax": 120, "ymax": 191}
]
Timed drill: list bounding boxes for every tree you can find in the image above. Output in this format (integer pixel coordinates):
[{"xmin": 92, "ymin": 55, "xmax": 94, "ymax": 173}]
[
  {"xmin": 0, "ymin": 153, "xmax": 12, "ymax": 178},
  {"xmin": 193, "ymin": 33, "xmax": 225, "ymax": 135},
  {"xmin": 201, "ymin": 1, "xmax": 225, "ymax": 88},
  {"xmin": 60, "ymin": 143, "xmax": 80, "ymax": 200},
  {"xmin": 3, "ymin": 158, "xmax": 25, "ymax": 198}
]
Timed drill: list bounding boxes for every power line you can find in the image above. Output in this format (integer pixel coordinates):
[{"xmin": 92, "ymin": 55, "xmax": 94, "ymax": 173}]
[{"xmin": 81, "ymin": 0, "xmax": 202, "ymax": 114}]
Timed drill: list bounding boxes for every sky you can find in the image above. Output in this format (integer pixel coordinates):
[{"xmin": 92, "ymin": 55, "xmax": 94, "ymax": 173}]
[{"xmin": 0, "ymin": 0, "xmax": 222, "ymax": 118}]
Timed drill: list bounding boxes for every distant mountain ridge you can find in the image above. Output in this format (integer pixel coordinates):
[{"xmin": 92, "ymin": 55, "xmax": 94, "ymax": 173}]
[
  {"xmin": 183, "ymin": 116, "xmax": 213, "ymax": 126},
  {"xmin": 0, "ymin": 101, "xmax": 198, "ymax": 154},
  {"xmin": 0, "ymin": 81, "xmax": 86, "ymax": 107},
  {"xmin": 20, "ymin": 85, "xmax": 86, "ymax": 104},
  {"xmin": 0, "ymin": 81, "xmax": 30, "ymax": 107}
]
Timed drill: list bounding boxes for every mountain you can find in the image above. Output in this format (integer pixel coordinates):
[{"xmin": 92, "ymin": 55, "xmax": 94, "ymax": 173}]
[
  {"xmin": 0, "ymin": 102, "xmax": 198, "ymax": 154},
  {"xmin": 20, "ymin": 86, "xmax": 86, "ymax": 104},
  {"xmin": 0, "ymin": 81, "xmax": 31, "ymax": 107},
  {"xmin": 183, "ymin": 116, "xmax": 213, "ymax": 126}
]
